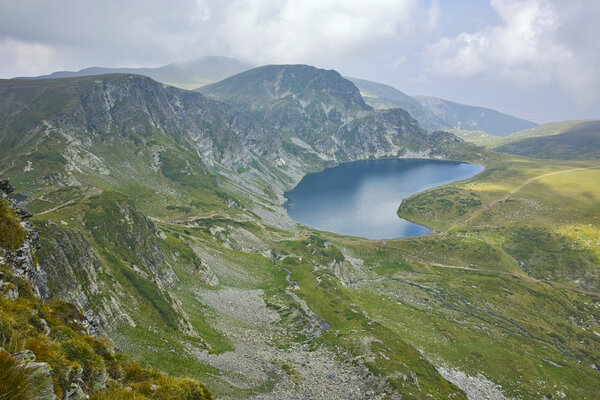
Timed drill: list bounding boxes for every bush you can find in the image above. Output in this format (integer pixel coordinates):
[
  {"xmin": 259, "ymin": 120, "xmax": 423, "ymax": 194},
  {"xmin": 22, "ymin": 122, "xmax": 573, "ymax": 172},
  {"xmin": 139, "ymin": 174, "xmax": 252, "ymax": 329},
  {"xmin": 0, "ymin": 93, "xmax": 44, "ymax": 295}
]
[
  {"xmin": 0, "ymin": 351, "xmax": 34, "ymax": 400},
  {"xmin": 0, "ymin": 199, "xmax": 25, "ymax": 250}
]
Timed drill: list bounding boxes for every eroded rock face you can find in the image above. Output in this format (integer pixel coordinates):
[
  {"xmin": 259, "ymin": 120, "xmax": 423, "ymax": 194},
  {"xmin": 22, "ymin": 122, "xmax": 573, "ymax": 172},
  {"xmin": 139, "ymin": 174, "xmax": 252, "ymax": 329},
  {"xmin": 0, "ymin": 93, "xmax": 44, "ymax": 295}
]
[
  {"xmin": 0, "ymin": 181, "xmax": 44, "ymax": 297},
  {"xmin": 33, "ymin": 197, "xmax": 185, "ymax": 333}
]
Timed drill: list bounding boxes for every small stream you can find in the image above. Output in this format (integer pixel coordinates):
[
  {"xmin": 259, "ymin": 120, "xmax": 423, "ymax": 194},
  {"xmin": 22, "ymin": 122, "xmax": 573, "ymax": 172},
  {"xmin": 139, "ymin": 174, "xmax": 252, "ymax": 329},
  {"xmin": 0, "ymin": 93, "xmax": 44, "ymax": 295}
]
[{"xmin": 271, "ymin": 259, "xmax": 330, "ymax": 338}]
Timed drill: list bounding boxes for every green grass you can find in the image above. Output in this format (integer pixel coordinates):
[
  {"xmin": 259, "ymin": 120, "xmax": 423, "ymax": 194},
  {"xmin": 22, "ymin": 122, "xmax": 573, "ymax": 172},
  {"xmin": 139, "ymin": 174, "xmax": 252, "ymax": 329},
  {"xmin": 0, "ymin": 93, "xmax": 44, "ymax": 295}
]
[
  {"xmin": 0, "ymin": 199, "xmax": 25, "ymax": 250},
  {"xmin": 3, "ymin": 85, "xmax": 599, "ymax": 400}
]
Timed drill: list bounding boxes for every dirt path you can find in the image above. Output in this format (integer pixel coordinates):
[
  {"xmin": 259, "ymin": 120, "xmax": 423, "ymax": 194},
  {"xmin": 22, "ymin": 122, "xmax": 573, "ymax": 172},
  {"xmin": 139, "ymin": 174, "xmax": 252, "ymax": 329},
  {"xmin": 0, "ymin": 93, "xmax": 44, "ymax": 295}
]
[
  {"xmin": 446, "ymin": 166, "xmax": 599, "ymax": 232},
  {"xmin": 36, "ymin": 187, "xmax": 102, "ymax": 215},
  {"xmin": 403, "ymin": 254, "xmax": 599, "ymax": 296}
]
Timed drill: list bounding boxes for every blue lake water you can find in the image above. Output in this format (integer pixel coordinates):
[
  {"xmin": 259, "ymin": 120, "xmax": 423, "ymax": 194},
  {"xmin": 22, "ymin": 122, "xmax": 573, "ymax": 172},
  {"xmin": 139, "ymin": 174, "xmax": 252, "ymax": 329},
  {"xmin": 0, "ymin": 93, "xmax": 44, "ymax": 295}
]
[{"xmin": 284, "ymin": 158, "xmax": 484, "ymax": 239}]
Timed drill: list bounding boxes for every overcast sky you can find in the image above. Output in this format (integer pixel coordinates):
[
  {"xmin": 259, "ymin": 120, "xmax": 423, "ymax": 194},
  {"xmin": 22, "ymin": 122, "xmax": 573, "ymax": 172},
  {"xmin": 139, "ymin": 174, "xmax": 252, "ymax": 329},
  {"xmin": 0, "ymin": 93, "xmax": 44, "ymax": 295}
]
[{"xmin": 1, "ymin": 0, "xmax": 598, "ymax": 123}]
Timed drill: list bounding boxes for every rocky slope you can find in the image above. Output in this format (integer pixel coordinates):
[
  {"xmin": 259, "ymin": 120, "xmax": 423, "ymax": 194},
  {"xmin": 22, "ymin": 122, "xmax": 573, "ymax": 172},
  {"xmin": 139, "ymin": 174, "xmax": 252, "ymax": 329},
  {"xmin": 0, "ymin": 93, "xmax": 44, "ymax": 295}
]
[
  {"xmin": 199, "ymin": 64, "xmax": 467, "ymax": 164},
  {"xmin": 0, "ymin": 180, "xmax": 213, "ymax": 399}
]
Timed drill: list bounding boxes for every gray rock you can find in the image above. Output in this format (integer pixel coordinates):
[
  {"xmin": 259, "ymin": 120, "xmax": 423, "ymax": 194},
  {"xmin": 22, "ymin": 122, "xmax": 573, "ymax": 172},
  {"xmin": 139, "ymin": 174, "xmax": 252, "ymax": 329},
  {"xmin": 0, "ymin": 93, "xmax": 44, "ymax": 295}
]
[
  {"xmin": 64, "ymin": 383, "xmax": 89, "ymax": 400},
  {"xmin": 23, "ymin": 361, "xmax": 57, "ymax": 400}
]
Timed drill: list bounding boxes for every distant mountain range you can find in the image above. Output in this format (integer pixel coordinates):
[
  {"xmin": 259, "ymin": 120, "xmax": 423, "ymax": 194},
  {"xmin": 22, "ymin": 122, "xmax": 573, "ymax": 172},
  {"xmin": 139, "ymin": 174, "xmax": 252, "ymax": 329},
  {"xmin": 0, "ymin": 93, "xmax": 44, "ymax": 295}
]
[
  {"xmin": 349, "ymin": 77, "xmax": 538, "ymax": 136},
  {"xmin": 13, "ymin": 56, "xmax": 253, "ymax": 90},
  {"xmin": 16, "ymin": 57, "xmax": 537, "ymax": 137}
]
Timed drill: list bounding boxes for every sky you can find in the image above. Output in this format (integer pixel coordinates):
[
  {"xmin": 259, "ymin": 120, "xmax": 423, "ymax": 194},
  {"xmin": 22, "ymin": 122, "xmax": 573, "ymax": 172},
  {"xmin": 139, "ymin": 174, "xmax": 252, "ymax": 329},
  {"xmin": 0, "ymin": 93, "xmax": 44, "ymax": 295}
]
[{"xmin": 0, "ymin": 0, "xmax": 598, "ymax": 123}]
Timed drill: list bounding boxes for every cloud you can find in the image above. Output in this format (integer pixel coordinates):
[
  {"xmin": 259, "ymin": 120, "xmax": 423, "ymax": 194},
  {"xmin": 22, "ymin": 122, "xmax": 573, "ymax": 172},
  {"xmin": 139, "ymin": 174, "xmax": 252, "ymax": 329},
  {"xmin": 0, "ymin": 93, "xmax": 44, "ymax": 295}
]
[
  {"xmin": 0, "ymin": 0, "xmax": 439, "ymax": 77},
  {"xmin": 423, "ymin": 0, "xmax": 600, "ymax": 105},
  {"xmin": 0, "ymin": 38, "xmax": 62, "ymax": 77},
  {"xmin": 213, "ymin": 0, "xmax": 437, "ymax": 67}
]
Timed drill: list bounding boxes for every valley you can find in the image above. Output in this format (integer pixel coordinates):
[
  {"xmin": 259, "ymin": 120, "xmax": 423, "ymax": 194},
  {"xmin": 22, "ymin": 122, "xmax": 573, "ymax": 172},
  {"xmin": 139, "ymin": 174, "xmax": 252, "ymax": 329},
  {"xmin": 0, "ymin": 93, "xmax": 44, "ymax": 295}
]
[{"xmin": 0, "ymin": 65, "xmax": 598, "ymax": 400}]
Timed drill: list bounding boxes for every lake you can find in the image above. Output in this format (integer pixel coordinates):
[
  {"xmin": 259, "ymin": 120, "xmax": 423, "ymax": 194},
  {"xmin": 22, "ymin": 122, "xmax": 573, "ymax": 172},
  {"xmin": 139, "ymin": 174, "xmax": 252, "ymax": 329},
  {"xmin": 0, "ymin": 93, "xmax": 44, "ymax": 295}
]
[{"xmin": 284, "ymin": 158, "xmax": 484, "ymax": 239}]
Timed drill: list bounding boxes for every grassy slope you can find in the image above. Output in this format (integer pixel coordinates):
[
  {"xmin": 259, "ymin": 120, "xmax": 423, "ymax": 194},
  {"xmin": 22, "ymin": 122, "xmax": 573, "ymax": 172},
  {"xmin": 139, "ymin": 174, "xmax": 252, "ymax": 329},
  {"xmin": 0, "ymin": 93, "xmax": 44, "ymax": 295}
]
[
  {"xmin": 0, "ymin": 198, "xmax": 213, "ymax": 400},
  {"xmin": 393, "ymin": 153, "xmax": 600, "ymax": 398},
  {"xmin": 2, "ymin": 75, "xmax": 598, "ymax": 398},
  {"xmin": 7, "ymin": 140, "xmax": 600, "ymax": 399},
  {"xmin": 495, "ymin": 120, "xmax": 600, "ymax": 160},
  {"xmin": 456, "ymin": 120, "xmax": 597, "ymax": 149}
]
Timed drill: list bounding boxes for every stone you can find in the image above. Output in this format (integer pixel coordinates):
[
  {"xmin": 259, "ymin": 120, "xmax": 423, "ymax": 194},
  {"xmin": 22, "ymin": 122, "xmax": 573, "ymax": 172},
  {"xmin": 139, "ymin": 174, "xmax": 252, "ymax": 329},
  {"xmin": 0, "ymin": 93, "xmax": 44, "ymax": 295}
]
[
  {"xmin": 64, "ymin": 383, "xmax": 89, "ymax": 400},
  {"xmin": 23, "ymin": 361, "xmax": 57, "ymax": 400},
  {"xmin": 0, "ymin": 179, "xmax": 15, "ymax": 194},
  {"xmin": 14, "ymin": 349, "xmax": 36, "ymax": 363}
]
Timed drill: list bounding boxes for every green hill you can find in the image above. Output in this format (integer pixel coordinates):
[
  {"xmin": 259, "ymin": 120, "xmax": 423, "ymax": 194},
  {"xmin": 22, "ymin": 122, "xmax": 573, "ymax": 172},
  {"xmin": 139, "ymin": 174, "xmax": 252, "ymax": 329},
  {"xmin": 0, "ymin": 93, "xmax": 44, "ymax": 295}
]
[{"xmin": 495, "ymin": 120, "xmax": 600, "ymax": 159}]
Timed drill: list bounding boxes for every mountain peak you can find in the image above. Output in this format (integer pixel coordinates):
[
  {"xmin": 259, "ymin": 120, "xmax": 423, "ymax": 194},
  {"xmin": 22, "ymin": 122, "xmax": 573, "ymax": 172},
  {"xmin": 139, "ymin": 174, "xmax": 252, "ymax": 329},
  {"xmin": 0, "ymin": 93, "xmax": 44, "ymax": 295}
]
[{"xmin": 199, "ymin": 64, "xmax": 371, "ymax": 113}]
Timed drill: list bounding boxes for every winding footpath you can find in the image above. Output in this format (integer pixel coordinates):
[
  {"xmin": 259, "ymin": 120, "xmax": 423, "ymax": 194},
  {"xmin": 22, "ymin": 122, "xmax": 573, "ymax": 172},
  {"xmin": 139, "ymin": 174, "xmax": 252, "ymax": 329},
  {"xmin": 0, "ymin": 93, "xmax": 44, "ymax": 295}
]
[{"xmin": 446, "ymin": 166, "xmax": 600, "ymax": 232}]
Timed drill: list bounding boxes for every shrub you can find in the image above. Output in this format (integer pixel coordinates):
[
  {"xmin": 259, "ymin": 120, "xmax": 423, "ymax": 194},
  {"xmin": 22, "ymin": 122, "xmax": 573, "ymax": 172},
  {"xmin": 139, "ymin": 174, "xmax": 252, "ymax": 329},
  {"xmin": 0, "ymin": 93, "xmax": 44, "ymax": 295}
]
[
  {"xmin": 0, "ymin": 351, "xmax": 34, "ymax": 400},
  {"xmin": 0, "ymin": 199, "xmax": 25, "ymax": 250}
]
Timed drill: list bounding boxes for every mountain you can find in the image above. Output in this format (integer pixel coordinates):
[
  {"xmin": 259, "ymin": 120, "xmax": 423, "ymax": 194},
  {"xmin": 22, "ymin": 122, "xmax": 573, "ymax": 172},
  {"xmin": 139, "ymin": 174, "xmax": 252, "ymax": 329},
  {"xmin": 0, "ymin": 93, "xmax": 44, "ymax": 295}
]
[
  {"xmin": 199, "ymin": 64, "xmax": 465, "ymax": 162},
  {"xmin": 494, "ymin": 120, "xmax": 600, "ymax": 159},
  {"xmin": 2, "ymin": 66, "xmax": 599, "ymax": 399},
  {"xmin": 348, "ymin": 77, "xmax": 538, "ymax": 136},
  {"xmin": 18, "ymin": 60, "xmax": 537, "ymax": 136},
  {"xmin": 414, "ymin": 95, "xmax": 538, "ymax": 136},
  {"xmin": 348, "ymin": 77, "xmax": 448, "ymax": 130},
  {"xmin": 13, "ymin": 56, "xmax": 253, "ymax": 89},
  {"xmin": 0, "ymin": 70, "xmax": 476, "ymax": 399}
]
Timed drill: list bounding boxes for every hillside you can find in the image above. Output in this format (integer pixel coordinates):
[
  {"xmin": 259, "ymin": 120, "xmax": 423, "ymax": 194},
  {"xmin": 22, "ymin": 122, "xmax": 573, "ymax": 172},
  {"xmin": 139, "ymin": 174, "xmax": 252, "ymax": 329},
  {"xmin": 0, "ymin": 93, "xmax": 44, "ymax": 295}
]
[
  {"xmin": 414, "ymin": 95, "xmax": 537, "ymax": 136},
  {"xmin": 449, "ymin": 120, "xmax": 594, "ymax": 148},
  {"xmin": 495, "ymin": 120, "xmax": 600, "ymax": 159},
  {"xmin": 0, "ymin": 67, "xmax": 599, "ymax": 399},
  {"xmin": 199, "ymin": 64, "xmax": 466, "ymax": 161},
  {"xmin": 0, "ymin": 181, "xmax": 213, "ymax": 400},
  {"xmin": 499, "ymin": 120, "xmax": 591, "ymax": 142},
  {"xmin": 14, "ymin": 56, "xmax": 253, "ymax": 90},
  {"xmin": 348, "ymin": 77, "xmax": 448, "ymax": 130},
  {"xmin": 348, "ymin": 77, "xmax": 537, "ymax": 135}
]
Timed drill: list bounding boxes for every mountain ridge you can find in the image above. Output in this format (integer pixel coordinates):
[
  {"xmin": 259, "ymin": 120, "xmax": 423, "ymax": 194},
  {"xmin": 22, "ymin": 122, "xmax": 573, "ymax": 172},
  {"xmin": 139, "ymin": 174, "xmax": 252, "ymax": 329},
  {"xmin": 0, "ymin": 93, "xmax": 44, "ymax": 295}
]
[
  {"xmin": 494, "ymin": 120, "xmax": 600, "ymax": 159},
  {"xmin": 15, "ymin": 56, "xmax": 538, "ymax": 137},
  {"xmin": 349, "ymin": 77, "xmax": 538, "ymax": 136},
  {"xmin": 12, "ymin": 56, "xmax": 253, "ymax": 90}
]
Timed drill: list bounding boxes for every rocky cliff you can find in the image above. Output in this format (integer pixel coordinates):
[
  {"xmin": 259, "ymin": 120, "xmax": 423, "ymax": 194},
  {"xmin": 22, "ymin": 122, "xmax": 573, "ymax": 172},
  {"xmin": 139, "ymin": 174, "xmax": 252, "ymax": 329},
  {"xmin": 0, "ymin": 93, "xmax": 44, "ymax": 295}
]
[{"xmin": 0, "ymin": 180, "xmax": 213, "ymax": 399}]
